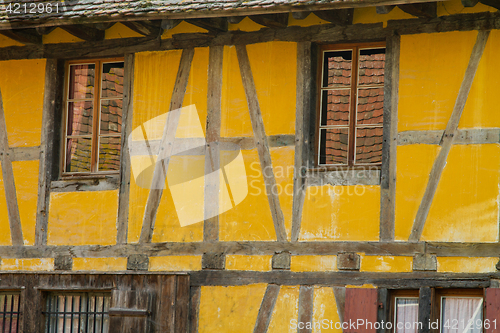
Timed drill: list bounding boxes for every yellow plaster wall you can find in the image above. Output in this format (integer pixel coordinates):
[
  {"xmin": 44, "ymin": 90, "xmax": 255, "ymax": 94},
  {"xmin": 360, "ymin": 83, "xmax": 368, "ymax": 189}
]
[
  {"xmin": 1, "ymin": 258, "xmax": 54, "ymax": 271},
  {"xmin": 0, "ymin": 34, "xmax": 23, "ymax": 47},
  {"xmin": 312, "ymin": 287, "xmax": 342, "ymax": 333},
  {"xmin": 226, "ymin": 255, "xmax": 272, "ymax": 271},
  {"xmin": 270, "ymin": 147, "xmax": 295, "ymax": 239},
  {"xmin": 162, "ymin": 21, "xmax": 208, "ymax": 39},
  {"xmin": 300, "ymin": 185, "xmax": 380, "ymax": 241},
  {"xmin": 149, "ymin": 255, "xmax": 202, "ymax": 271},
  {"xmin": 198, "ymin": 284, "xmax": 267, "ymax": 333},
  {"xmin": 353, "ymin": 6, "xmax": 415, "ymax": 26},
  {"xmin": 291, "ymin": 255, "xmax": 337, "ymax": 272},
  {"xmin": 437, "ymin": 257, "xmax": 498, "ymax": 273},
  {"xmin": 0, "ymin": 59, "xmax": 45, "ymax": 147},
  {"xmin": 43, "ymin": 28, "xmax": 84, "ymax": 44},
  {"xmin": 73, "ymin": 257, "xmax": 127, "ymax": 271},
  {"xmin": 229, "ymin": 17, "xmax": 265, "ymax": 32},
  {"xmin": 47, "ymin": 190, "xmax": 118, "ymax": 245},
  {"xmin": 268, "ymin": 286, "xmax": 300, "ymax": 333},
  {"xmin": 0, "ymin": 164, "xmax": 12, "ymax": 246},
  {"xmin": 12, "ymin": 161, "xmax": 39, "ymax": 246},
  {"xmin": 105, "ymin": 23, "xmax": 142, "ymax": 39},
  {"xmin": 288, "ymin": 13, "xmax": 330, "ymax": 27},
  {"xmin": 360, "ymin": 255, "xmax": 413, "ymax": 272}
]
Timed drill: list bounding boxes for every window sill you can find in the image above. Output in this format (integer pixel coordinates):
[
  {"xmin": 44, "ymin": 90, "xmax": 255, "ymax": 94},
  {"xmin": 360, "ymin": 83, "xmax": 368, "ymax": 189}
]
[
  {"xmin": 51, "ymin": 175, "xmax": 120, "ymax": 192},
  {"xmin": 306, "ymin": 168, "xmax": 380, "ymax": 186}
]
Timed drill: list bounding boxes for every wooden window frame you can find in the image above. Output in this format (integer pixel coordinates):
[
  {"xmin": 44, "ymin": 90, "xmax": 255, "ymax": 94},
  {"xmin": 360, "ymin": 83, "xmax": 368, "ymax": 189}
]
[
  {"xmin": 0, "ymin": 291, "xmax": 22, "ymax": 333},
  {"xmin": 433, "ymin": 289, "xmax": 485, "ymax": 333},
  {"xmin": 390, "ymin": 290, "xmax": 420, "ymax": 333},
  {"xmin": 61, "ymin": 57, "xmax": 124, "ymax": 178},
  {"xmin": 315, "ymin": 41, "xmax": 385, "ymax": 170}
]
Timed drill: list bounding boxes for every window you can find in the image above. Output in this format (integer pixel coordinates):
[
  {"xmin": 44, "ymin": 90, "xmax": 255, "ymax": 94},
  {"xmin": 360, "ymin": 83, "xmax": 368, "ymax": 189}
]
[
  {"xmin": 0, "ymin": 292, "xmax": 21, "ymax": 333},
  {"xmin": 63, "ymin": 59, "xmax": 124, "ymax": 176},
  {"xmin": 437, "ymin": 290, "xmax": 484, "ymax": 333},
  {"xmin": 317, "ymin": 43, "xmax": 385, "ymax": 167},
  {"xmin": 392, "ymin": 291, "xmax": 419, "ymax": 333},
  {"xmin": 43, "ymin": 293, "xmax": 111, "ymax": 333}
]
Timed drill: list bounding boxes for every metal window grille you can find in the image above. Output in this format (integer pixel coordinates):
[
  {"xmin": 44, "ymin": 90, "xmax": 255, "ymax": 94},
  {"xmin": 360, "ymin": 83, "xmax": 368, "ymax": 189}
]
[
  {"xmin": 43, "ymin": 293, "xmax": 110, "ymax": 333},
  {"xmin": 0, "ymin": 293, "xmax": 21, "ymax": 333}
]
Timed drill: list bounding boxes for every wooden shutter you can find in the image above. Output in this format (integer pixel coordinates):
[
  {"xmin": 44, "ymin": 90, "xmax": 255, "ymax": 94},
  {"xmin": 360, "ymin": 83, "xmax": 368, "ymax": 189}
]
[
  {"xmin": 344, "ymin": 288, "xmax": 378, "ymax": 333},
  {"xmin": 485, "ymin": 288, "xmax": 500, "ymax": 333},
  {"xmin": 109, "ymin": 290, "xmax": 154, "ymax": 333}
]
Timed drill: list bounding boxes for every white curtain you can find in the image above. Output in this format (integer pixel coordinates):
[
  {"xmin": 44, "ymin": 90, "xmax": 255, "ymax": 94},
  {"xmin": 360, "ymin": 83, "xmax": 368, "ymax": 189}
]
[
  {"xmin": 396, "ymin": 298, "xmax": 419, "ymax": 333},
  {"xmin": 441, "ymin": 297, "xmax": 483, "ymax": 333}
]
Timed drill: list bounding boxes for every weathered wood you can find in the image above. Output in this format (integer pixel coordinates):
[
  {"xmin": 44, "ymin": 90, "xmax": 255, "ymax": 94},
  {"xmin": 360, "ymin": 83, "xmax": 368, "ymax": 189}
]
[
  {"xmin": 175, "ymin": 275, "xmax": 190, "ymax": 333},
  {"xmin": 398, "ymin": 3, "xmax": 437, "ymax": 18},
  {"xmin": 0, "ymin": 29, "xmax": 41, "ymax": 45},
  {"xmin": 139, "ymin": 48, "xmax": 194, "ymax": 243},
  {"xmin": 398, "ymin": 128, "xmax": 500, "ymax": 145},
  {"xmin": 253, "ymin": 284, "xmax": 280, "ymax": 333},
  {"xmin": 236, "ymin": 44, "xmax": 288, "ymax": 242},
  {"xmin": 35, "ymin": 26, "xmax": 57, "ymax": 35},
  {"xmin": 9, "ymin": 146, "xmax": 40, "ymax": 161},
  {"xmin": 298, "ymin": 286, "xmax": 314, "ymax": 333},
  {"xmin": 272, "ymin": 252, "xmax": 291, "ymax": 270},
  {"xmin": 127, "ymin": 254, "xmax": 149, "ymax": 271},
  {"xmin": 462, "ymin": 0, "xmax": 480, "ymax": 6},
  {"xmin": 332, "ymin": 287, "xmax": 346, "ymax": 324},
  {"xmin": 250, "ymin": 14, "xmax": 288, "ymax": 28},
  {"xmin": 307, "ymin": 168, "xmax": 380, "ymax": 187},
  {"xmin": 227, "ymin": 16, "xmax": 246, "ymax": 24},
  {"xmin": 376, "ymin": 5, "xmax": 395, "ymax": 14},
  {"xmin": 202, "ymin": 253, "xmax": 225, "ymax": 270},
  {"xmin": 122, "ymin": 21, "xmax": 162, "ymax": 37},
  {"xmin": 380, "ymin": 33, "xmax": 400, "ymax": 242},
  {"xmin": 345, "ymin": 289, "xmax": 377, "ymax": 333},
  {"xmin": 291, "ymin": 42, "xmax": 312, "ymax": 242},
  {"xmin": 409, "ymin": 30, "xmax": 490, "ymax": 242},
  {"xmin": 188, "ymin": 286, "xmax": 201, "ymax": 333},
  {"xmin": 51, "ymin": 176, "xmax": 120, "ymax": 192},
  {"xmin": 485, "ymin": 288, "xmax": 500, "ymax": 333},
  {"xmin": 60, "ymin": 25, "xmax": 105, "ymax": 41},
  {"xmin": 187, "ymin": 18, "xmax": 228, "ymax": 33},
  {"xmin": 0, "ymin": 89, "xmax": 23, "ymax": 246},
  {"xmin": 418, "ymin": 287, "xmax": 433, "ymax": 333},
  {"xmin": 117, "ymin": 53, "xmax": 136, "ymax": 245},
  {"xmin": 292, "ymin": 12, "xmax": 311, "ymax": 20},
  {"xmin": 313, "ymin": 9, "xmax": 354, "ymax": 25},
  {"xmin": 161, "ymin": 19, "xmax": 181, "ymax": 31},
  {"xmin": 377, "ymin": 288, "xmax": 389, "ymax": 333},
  {"xmin": 413, "ymin": 253, "xmax": 437, "ymax": 271},
  {"xmin": 337, "ymin": 253, "xmax": 360, "ymax": 271},
  {"xmin": 204, "ymin": 46, "xmax": 224, "ymax": 242}
]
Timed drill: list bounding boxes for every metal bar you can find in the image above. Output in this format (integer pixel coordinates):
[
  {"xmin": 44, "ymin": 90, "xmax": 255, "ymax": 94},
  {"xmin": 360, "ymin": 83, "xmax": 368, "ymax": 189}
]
[
  {"xmin": 63, "ymin": 296, "xmax": 68, "ymax": 333},
  {"xmin": 93, "ymin": 295, "xmax": 97, "ymax": 333},
  {"xmin": 70, "ymin": 296, "xmax": 74, "ymax": 333},
  {"xmin": 85, "ymin": 294, "xmax": 90, "ymax": 333},
  {"xmin": 100, "ymin": 297, "xmax": 104, "ymax": 333},
  {"xmin": 47, "ymin": 295, "xmax": 52, "ymax": 333},
  {"xmin": 77, "ymin": 296, "xmax": 82, "ymax": 333},
  {"xmin": 54, "ymin": 295, "xmax": 59, "ymax": 333},
  {"xmin": 9, "ymin": 295, "xmax": 14, "ymax": 333},
  {"xmin": 14, "ymin": 295, "xmax": 19, "ymax": 333},
  {"xmin": 3, "ymin": 295, "xmax": 8, "ymax": 333}
]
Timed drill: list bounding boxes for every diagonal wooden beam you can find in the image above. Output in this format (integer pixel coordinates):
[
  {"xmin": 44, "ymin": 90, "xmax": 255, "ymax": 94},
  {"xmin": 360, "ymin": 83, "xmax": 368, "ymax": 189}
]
[
  {"xmin": 122, "ymin": 21, "xmax": 162, "ymax": 37},
  {"xmin": 60, "ymin": 25, "xmax": 105, "ymax": 41},
  {"xmin": 398, "ymin": 3, "xmax": 437, "ymax": 18},
  {"xmin": 249, "ymin": 14, "xmax": 288, "ymax": 29},
  {"xmin": 479, "ymin": 0, "xmax": 500, "ymax": 9},
  {"xmin": 116, "ymin": 53, "xmax": 135, "ymax": 245},
  {"xmin": 253, "ymin": 284, "xmax": 280, "ymax": 333},
  {"xmin": 462, "ymin": 0, "xmax": 480, "ymax": 7},
  {"xmin": 236, "ymin": 44, "xmax": 288, "ymax": 242},
  {"xmin": 0, "ymin": 29, "xmax": 42, "ymax": 45},
  {"xmin": 332, "ymin": 286, "xmax": 346, "ymax": 324},
  {"xmin": 139, "ymin": 48, "xmax": 195, "ymax": 243},
  {"xmin": 204, "ymin": 46, "xmax": 224, "ymax": 242},
  {"xmin": 0, "ymin": 89, "xmax": 24, "ymax": 246},
  {"xmin": 298, "ymin": 286, "xmax": 314, "ymax": 333},
  {"xmin": 313, "ymin": 9, "xmax": 354, "ymax": 25},
  {"xmin": 409, "ymin": 30, "xmax": 490, "ymax": 242},
  {"xmin": 291, "ymin": 42, "xmax": 312, "ymax": 242},
  {"xmin": 187, "ymin": 18, "xmax": 228, "ymax": 33}
]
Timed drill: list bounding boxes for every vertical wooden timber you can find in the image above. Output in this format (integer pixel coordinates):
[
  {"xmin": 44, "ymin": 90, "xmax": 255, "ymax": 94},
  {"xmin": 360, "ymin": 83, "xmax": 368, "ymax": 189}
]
[
  {"xmin": 377, "ymin": 288, "xmax": 390, "ymax": 333},
  {"xmin": 0, "ymin": 89, "xmax": 23, "ymax": 245},
  {"xmin": 204, "ymin": 46, "xmax": 224, "ymax": 242},
  {"xmin": 253, "ymin": 284, "xmax": 280, "ymax": 333},
  {"xmin": 236, "ymin": 44, "xmax": 287, "ymax": 242},
  {"xmin": 344, "ymin": 288, "xmax": 378, "ymax": 333},
  {"xmin": 291, "ymin": 42, "xmax": 312, "ymax": 242},
  {"xmin": 298, "ymin": 285, "xmax": 314, "ymax": 333},
  {"xmin": 409, "ymin": 30, "xmax": 490, "ymax": 241},
  {"xmin": 485, "ymin": 288, "xmax": 500, "ymax": 333},
  {"xmin": 139, "ymin": 48, "xmax": 194, "ymax": 243},
  {"xmin": 175, "ymin": 275, "xmax": 190, "ymax": 333},
  {"xmin": 332, "ymin": 286, "xmax": 346, "ymax": 325},
  {"xmin": 117, "ymin": 53, "xmax": 136, "ymax": 244},
  {"xmin": 418, "ymin": 287, "xmax": 433, "ymax": 333},
  {"xmin": 189, "ymin": 286, "xmax": 201, "ymax": 333},
  {"xmin": 380, "ymin": 33, "xmax": 400, "ymax": 241}
]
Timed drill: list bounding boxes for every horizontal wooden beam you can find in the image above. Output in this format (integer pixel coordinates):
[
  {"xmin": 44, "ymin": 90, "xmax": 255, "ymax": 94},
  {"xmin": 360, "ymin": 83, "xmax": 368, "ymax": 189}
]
[
  {"xmin": 122, "ymin": 20, "xmax": 162, "ymax": 37},
  {"xmin": 8, "ymin": 146, "xmax": 40, "ymax": 161},
  {"xmin": 398, "ymin": 2, "xmax": 437, "ymax": 18},
  {"xmin": 313, "ymin": 9, "xmax": 354, "ymax": 25},
  {"xmin": 187, "ymin": 18, "xmax": 228, "ymax": 32},
  {"xmin": 398, "ymin": 128, "xmax": 500, "ymax": 145},
  {"xmin": 50, "ymin": 176, "xmax": 120, "ymax": 192},
  {"xmin": 250, "ymin": 14, "xmax": 288, "ymax": 28}
]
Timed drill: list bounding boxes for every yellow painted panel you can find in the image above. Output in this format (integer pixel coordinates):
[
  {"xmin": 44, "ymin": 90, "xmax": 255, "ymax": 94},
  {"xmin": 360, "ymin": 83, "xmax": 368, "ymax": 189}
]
[
  {"xmin": 0, "ymin": 163, "xmax": 12, "ymax": 245},
  {"xmin": 312, "ymin": 287, "xmax": 341, "ymax": 333},
  {"xmin": 360, "ymin": 255, "xmax": 413, "ymax": 272},
  {"xmin": 162, "ymin": 21, "xmax": 208, "ymax": 39},
  {"xmin": 399, "ymin": 31, "xmax": 477, "ymax": 131},
  {"xmin": 422, "ymin": 145, "xmax": 500, "ymax": 242},
  {"xmin": 149, "ymin": 255, "xmax": 202, "ymax": 271},
  {"xmin": 220, "ymin": 149, "xmax": 276, "ymax": 241},
  {"xmin": 288, "ymin": 13, "xmax": 330, "ymax": 27},
  {"xmin": 226, "ymin": 255, "xmax": 272, "ymax": 271},
  {"xmin": 0, "ymin": 59, "xmax": 45, "ymax": 147},
  {"xmin": 268, "ymin": 286, "xmax": 300, "ymax": 333},
  {"xmin": 395, "ymin": 145, "xmax": 440, "ymax": 240},
  {"xmin": 437, "ymin": 257, "xmax": 498, "ymax": 273},
  {"xmin": 105, "ymin": 23, "xmax": 142, "ymax": 39},
  {"xmin": 300, "ymin": 185, "xmax": 380, "ymax": 241},
  {"xmin": 0, "ymin": 34, "xmax": 23, "ymax": 47},
  {"xmin": 229, "ymin": 17, "xmax": 265, "ymax": 32},
  {"xmin": 43, "ymin": 27, "xmax": 84, "ymax": 44},
  {"xmin": 128, "ymin": 155, "xmax": 152, "ymax": 243},
  {"xmin": 73, "ymin": 257, "xmax": 127, "ymax": 271},
  {"xmin": 345, "ymin": 284, "xmax": 376, "ymax": 289},
  {"xmin": 12, "ymin": 161, "xmax": 39, "ymax": 246},
  {"xmin": 1, "ymin": 258, "xmax": 53, "ymax": 271},
  {"xmin": 353, "ymin": 6, "xmax": 415, "ymax": 26},
  {"xmin": 438, "ymin": 0, "xmax": 497, "ymax": 16},
  {"xmin": 247, "ymin": 42, "xmax": 297, "ymax": 136},
  {"xmin": 291, "ymin": 256, "xmax": 337, "ymax": 272},
  {"xmin": 48, "ymin": 190, "xmax": 118, "ymax": 245},
  {"xmin": 270, "ymin": 147, "xmax": 295, "ymax": 240},
  {"xmin": 198, "ymin": 284, "xmax": 266, "ymax": 333}
]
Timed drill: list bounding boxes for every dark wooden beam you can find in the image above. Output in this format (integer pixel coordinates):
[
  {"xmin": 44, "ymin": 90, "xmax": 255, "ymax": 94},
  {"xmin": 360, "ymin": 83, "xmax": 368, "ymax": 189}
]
[
  {"xmin": 298, "ymin": 286, "xmax": 314, "ymax": 333},
  {"xmin": 249, "ymin": 14, "xmax": 288, "ymax": 29},
  {"xmin": 35, "ymin": 26, "xmax": 57, "ymax": 35},
  {"xmin": 122, "ymin": 21, "xmax": 162, "ymax": 37},
  {"xmin": 227, "ymin": 16, "xmax": 246, "ymax": 24},
  {"xmin": 0, "ymin": 29, "xmax": 41, "ymax": 45},
  {"xmin": 93, "ymin": 22, "xmax": 114, "ymax": 31},
  {"xmin": 376, "ymin": 5, "xmax": 396, "ymax": 14},
  {"xmin": 479, "ymin": 0, "xmax": 500, "ymax": 9},
  {"xmin": 313, "ymin": 9, "xmax": 354, "ymax": 25},
  {"xmin": 60, "ymin": 25, "xmax": 105, "ymax": 41},
  {"xmin": 398, "ymin": 3, "xmax": 437, "ymax": 18},
  {"xmin": 462, "ymin": 0, "xmax": 480, "ymax": 7},
  {"xmin": 253, "ymin": 284, "xmax": 280, "ymax": 333},
  {"xmin": 292, "ymin": 11, "xmax": 311, "ymax": 20},
  {"xmin": 161, "ymin": 19, "xmax": 181, "ymax": 31},
  {"xmin": 187, "ymin": 18, "xmax": 228, "ymax": 32}
]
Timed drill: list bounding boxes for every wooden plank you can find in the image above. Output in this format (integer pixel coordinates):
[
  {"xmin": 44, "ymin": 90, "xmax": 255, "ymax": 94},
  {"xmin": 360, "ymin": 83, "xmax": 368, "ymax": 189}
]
[
  {"xmin": 398, "ymin": 3, "xmax": 437, "ymax": 18},
  {"xmin": 204, "ymin": 45, "xmax": 223, "ymax": 242},
  {"xmin": 398, "ymin": 128, "xmax": 500, "ymax": 145},
  {"xmin": 485, "ymin": 288, "xmax": 500, "ymax": 333},
  {"xmin": 60, "ymin": 25, "xmax": 105, "ymax": 41},
  {"xmin": 51, "ymin": 177, "xmax": 120, "ymax": 192},
  {"xmin": 344, "ymin": 288, "xmax": 378, "ymax": 333},
  {"xmin": 117, "ymin": 53, "xmax": 136, "ymax": 244},
  {"xmin": 189, "ymin": 286, "xmax": 201, "ymax": 333},
  {"xmin": 380, "ymin": 33, "xmax": 400, "ymax": 241},
  {"xmin": 175, "ymin": 275, "xmax": 190, "ymax": 333},
  {"xmin": 0, "ymin": 88, "xmax": 23, "ymax": 246},
  {"xmin": 291, "ymin": 42, "xmax": 312, "ymax": 242},
  {"xmin": 409, "ymin": 30, "xmax": 490, "ymax": 242},
  {"xmin": 250, "ymin": 14, "xmax": 289, "ymax": 28},
  {"xmin": 236, "ymin": 44, "xmax": 287, "ymax": 242},
  {"xmin": 418, "ymin": 287, "xmax": 433, "ymax": 333},
  {"xmin": 307, "ymin": 169, "xmax": 380, "ymax": 187},
  {"xmin": 9, "ymin": 146, "xmax": 40, "ymax": 161},
  {"xmin": 163, "ymin": 275, "xmax": 177, "ymax": 333},
  {"xmin": 332, "ymin": 286, "xmax": 346, "ymax": 324},
  {"xmin": 297, "ymin": 286, "xmax": 314, "ymax": 333},
  {"xmin": 253, "ymin": 284, "xmax": 280, "ymax": 333},
  {"xmin": 377, "ymin": 288, "xmax": 389, "ymax": 333},
  {"xmin": 0, "ymin": 29, "xmax": 42, "ymax": 45},
  {"xmin": 139, "ymin": 48, "xmax": 194, "ymax": 243}
]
